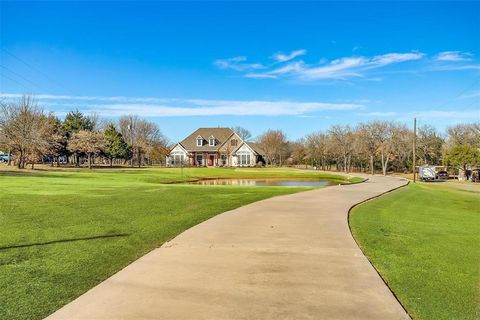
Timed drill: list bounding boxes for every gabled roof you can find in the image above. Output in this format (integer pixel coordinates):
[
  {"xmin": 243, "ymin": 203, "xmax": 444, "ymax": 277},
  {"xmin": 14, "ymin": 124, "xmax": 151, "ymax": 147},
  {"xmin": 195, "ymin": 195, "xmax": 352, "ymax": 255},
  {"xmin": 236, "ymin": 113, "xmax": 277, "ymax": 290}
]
[
  {"xmin": 180, "ymin": 128, "xmax": 235, "ymax": 152},
  {"xmin": 246, "ymin": 142, "xmax": 266, "ymax": 156},
  {"xmin": 232, "ymin": 141, "xmax": 266, "ymax": 156}
]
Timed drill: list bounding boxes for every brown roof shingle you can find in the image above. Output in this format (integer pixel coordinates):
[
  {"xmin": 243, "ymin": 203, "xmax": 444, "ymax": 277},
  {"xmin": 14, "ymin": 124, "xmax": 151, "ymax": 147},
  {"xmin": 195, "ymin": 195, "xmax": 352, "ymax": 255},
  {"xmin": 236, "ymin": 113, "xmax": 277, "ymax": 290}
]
[{"xmin": 179, "ymin": 128, "xmax": 235, "ymax": 152}]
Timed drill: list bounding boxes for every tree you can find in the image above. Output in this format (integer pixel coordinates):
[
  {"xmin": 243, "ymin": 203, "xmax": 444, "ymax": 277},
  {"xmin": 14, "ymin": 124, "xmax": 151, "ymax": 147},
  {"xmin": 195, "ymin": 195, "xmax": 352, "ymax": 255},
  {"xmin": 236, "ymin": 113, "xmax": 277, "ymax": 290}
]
[
  {"xmin": 0, "ymin": 95, "xmax": 46, "ymax": 169},
  {"xmin": 63, "ymin": 110, "xmax": 94, "ymax": 135},
  {"xmin": 444, "ymin": 144, "xmax": 480, "ymax": 174},
  {"xmin": 372, "ymin": 121, "xmax": 410, "ymax": 176},
  {"xmin": 63, "ymin": 110, "xmax": 95, "ymax": 166},
  {"xmin": 118, "ymin": 115, "xmax": 168, "ymax": 167},
  {"xmin": 305, "ymin": 131, "xmax": 329, "ymax": 170},
  {"xmin": 356, "ymin": 122, "xmax": 383, "ymax": 175},
  {"xmin": 231, "ymin": 126, "xmax": 252, "ymax": 141},
  {"xmin": 258, "ymin": 129, "xmax": 288, "ymax": 166},
  {"xmin": 446, "ymin": 123, "xmax": 480, "ymax": 148},
  {"xmin": 328, "ymin": 125, "xmax": 354, "ymax": 173},
  {"xmin": 416, "ymin": 125, "xmax": 444, "ymax": 165},
  {"xmin": 104, "ymin": 124, "xmax": 130, "ymax": 166},
  {"xmin": 68, "ymin": 130, "xmax": 105, "ymax": 169},
  {"xmin": 289, "ymin": 139, "xmax": 307, "ymax": 166}
]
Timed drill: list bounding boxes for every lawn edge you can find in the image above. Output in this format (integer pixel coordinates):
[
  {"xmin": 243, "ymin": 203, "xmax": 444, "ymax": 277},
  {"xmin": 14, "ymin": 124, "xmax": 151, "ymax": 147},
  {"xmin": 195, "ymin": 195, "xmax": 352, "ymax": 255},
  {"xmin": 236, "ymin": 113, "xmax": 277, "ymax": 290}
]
[{"xmin": 346, "ymin": 177, "xmax": 413, "ymax": 319}]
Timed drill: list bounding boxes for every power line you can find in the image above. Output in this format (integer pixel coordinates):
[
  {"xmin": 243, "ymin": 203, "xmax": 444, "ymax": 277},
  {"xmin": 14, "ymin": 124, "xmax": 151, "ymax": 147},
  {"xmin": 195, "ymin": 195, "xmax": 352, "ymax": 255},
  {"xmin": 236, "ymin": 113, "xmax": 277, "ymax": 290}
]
[
  {"xmin": 0, "ymin": 48, "xmax": 73, "ymax": 93},
  {"xmin": 0, "ymin": 72, "xmax": 34, "ymax": 92},
  {"xmin": 0, "ymin": 65, "xmax": 43, "ymax": 91}
]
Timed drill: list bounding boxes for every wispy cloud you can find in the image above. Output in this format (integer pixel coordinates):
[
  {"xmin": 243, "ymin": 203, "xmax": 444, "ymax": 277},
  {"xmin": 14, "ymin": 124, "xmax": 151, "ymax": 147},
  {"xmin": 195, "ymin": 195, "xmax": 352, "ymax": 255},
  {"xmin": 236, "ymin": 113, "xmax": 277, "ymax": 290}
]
[
  {"xmin": 253, "ymin": 52, "xmax": 424, "ymax": 80},
  {"xmin": 213, "ymin": 56, "xmax": 264, "ymax": 72},
  {"xmin": 219, "ymin": 51, "xmax": 425, "ymax": 81},
  {"xmin": 272, "ymin": 49, "xmax": 307, "ymax": 63},
  {"xmin": 434, "ymin": 51, "xmax": 473, "ymax": 62},
  {"xmin": 0, "ymin": 93, "xmax": 363, "ymax": 117},
  {"xmin": 216, "ymin": 50, "xmax": 479, "ymax": 82},
  {"xmin": 358, "ymin": 109, "xmax": 479, "ymax": 120}
]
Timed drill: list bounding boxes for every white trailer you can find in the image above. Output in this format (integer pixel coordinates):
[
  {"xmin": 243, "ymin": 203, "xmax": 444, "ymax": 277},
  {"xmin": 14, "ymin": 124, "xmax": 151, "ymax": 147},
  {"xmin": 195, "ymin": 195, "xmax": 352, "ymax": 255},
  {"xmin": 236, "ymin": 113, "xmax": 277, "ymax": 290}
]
[{"xmin": 419, "ymin": 165, "xmax": 436, "ymax": 181}]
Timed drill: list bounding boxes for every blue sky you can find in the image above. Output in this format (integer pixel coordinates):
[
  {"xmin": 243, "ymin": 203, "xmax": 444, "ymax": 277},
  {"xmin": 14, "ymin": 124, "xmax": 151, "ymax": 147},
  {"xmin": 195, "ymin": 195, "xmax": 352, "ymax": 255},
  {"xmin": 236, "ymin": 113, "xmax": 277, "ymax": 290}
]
[{"xmin": 1, "ymin": 1, "xmax": 479, "ymax": 142}]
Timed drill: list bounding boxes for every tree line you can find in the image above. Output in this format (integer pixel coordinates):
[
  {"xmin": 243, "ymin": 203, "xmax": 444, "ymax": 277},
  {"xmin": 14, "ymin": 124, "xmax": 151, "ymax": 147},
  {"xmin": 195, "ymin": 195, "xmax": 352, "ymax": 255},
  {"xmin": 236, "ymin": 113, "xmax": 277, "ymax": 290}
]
[
  {"xmin": 0, "ymin": 95, "xmax": 169, "ymax": 169},
  {"xmin": 1, "ymin": 95, "xmax": 478, "ymax": 174},
  {"xmin": 255, "ymin": 121, "xmax": 479, "ymax": 175}
]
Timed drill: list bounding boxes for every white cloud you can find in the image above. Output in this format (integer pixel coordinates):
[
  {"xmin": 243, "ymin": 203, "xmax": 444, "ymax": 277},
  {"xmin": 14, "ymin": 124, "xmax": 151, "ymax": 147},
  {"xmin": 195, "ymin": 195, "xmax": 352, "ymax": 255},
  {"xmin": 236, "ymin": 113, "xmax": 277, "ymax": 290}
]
[
  {"xmin": 247, "ymin": 52, "xmax": 424, "ymax": 80},
  {"xmin": 217, "ymin": 50, "xmax": 480, "ymax": 81},
  {"xmin": 213, "ymin": 56, "xmax": 264, "ymax": 71},
  {"xmin": 434, "ymin": 51, "xmax": 473, "ymax": 62},
  {"xmin": 357, "ymin": 109, "xmax": 479, "ymax": 120},
  {"xmin": 272, "ymin": 49, "xmax": 307, "ymax": 62},
  {"xmin": 0, "ymin": 93, "xmax": 363, "ymax": 117}
]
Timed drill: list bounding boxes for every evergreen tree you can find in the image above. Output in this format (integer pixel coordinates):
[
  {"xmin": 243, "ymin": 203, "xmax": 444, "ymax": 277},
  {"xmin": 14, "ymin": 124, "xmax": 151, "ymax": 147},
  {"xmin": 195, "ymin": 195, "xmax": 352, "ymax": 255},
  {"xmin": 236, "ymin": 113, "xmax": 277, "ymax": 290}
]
[{"xmin": 104, "ymin": 124, "xmax": 130, "ymax": 166}]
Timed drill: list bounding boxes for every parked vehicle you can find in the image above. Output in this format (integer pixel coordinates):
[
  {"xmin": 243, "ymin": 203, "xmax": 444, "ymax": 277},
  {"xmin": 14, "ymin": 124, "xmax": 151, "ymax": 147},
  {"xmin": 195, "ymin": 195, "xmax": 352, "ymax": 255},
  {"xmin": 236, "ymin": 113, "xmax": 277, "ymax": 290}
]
[
  {"xmin": 436, "ymin": 171, "xmax": 449, "ymax": 180},
  {"xmin": 0, "ymin": 154, "xmax": 11, "ymax": 163},
  {"xmin": 419, "ymin": 165, "xmax": 436, "ymax": 181}
]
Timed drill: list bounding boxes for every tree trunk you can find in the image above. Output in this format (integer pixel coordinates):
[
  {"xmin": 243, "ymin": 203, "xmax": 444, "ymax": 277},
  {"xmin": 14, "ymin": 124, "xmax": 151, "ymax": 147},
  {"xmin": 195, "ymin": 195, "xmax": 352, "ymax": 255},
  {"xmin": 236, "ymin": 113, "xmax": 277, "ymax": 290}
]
[
  {"xmin": 370, "ymin": 155, "xmax": 374, "ymax": 175},
  {"xmin": 7, "ymin": 149, "xmax": 12, "ymax": 166},
  {"xmin": 88, "ymin": 153, "xmax": 92, "ymax": 169},
  {"xmin": 110, "ymin": 158, "xmax": 113, "ymax": 167},
  {"xmin": 381, "ymin": 153, "xmax": 389, "ymax": 176},
  {"xmin": 17, "ymin": 151, "xmax": 23, "ymax": 169},
  {"xmin": 31, "ymin": 161, "xmax": 34, "ymax": 170},
  {"xmin": 343, "ymin": 154, "xmax": 348, "ymax": 174}
]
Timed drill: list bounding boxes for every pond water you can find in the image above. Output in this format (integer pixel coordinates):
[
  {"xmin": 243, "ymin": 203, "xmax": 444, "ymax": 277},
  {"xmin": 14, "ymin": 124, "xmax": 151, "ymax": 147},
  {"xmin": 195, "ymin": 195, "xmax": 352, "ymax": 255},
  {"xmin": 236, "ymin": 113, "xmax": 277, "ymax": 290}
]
[{"xmin": 188, "ymin": 179, "xmax": 336, "ymax": 187}]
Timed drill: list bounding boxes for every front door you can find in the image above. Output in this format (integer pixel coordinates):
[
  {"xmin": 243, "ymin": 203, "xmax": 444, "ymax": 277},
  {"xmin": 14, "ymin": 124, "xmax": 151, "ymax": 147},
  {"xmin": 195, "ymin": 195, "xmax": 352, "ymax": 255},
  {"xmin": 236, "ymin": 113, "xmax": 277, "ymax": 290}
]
[{"xmin": 209, "ymin": 155, "xmax": 214, "ymax": 166}]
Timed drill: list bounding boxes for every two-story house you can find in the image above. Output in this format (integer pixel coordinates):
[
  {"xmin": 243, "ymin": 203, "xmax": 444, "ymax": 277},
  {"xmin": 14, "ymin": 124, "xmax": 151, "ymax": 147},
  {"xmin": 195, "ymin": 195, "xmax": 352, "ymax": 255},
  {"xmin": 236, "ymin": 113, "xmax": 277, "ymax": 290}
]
[{"xmin": 167, "ymin": 128, "xmax": 265, "ymax": 167}]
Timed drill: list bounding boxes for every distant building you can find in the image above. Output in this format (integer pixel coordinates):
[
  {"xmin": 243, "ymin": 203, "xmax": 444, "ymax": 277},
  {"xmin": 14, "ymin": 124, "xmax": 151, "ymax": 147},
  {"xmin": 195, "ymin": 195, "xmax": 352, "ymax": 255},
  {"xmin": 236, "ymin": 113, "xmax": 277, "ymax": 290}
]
[{"xmin": 166, "ymin": 128, "xmax": 265, "ymax": 167}]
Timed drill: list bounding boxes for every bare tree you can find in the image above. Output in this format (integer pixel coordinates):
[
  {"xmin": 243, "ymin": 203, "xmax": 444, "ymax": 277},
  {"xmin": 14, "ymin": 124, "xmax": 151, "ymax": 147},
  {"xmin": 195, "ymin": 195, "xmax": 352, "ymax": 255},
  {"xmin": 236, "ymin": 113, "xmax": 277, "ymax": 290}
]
[
  {"xmin": 119, "ymin": 115, "xmax": 168, "ymax": 167},
  {"xmin": 305, "ymin": 131, "xmax": 329, "ymax": 170},
  {"xmin": 446, "ymin": 123, "xmax": 480, "ymax": 148},
  {"xmin": 328, "ymin": 125, "xmax": 354, "ymax": 173},
  {"xmin": 356, "ymin": 122, "xmax": 383, "ymax": 175},
  {"xmin": 416, "ymin": 125, "xmax": 444, "ymax": 165},
  {"xmin": 258, "ymin": 129, "xmax": 288, "ymax": 166},
  {"xmin": 0, "ymin": 95, "xmax": 48, "ymax": 169},
  {"xmin": 231, "ymin": 126, "xmax": 252, "ymax": 141},
  {"xmin": 68, "ymin": 130, "xmax": 105, "ymax": 169}
]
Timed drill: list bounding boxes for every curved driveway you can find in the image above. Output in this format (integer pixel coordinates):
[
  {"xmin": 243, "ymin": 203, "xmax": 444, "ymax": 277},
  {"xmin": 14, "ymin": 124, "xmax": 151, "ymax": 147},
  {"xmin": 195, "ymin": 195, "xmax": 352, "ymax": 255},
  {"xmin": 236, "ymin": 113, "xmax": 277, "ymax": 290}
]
[{"xmin": 47, "ymin": 175, "xmax": 409, "ymax": 320}]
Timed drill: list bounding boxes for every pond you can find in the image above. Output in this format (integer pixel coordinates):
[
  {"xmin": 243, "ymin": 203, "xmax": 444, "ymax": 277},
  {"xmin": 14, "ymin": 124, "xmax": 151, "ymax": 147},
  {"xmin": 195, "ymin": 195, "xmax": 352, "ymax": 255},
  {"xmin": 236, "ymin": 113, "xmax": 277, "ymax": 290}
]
[{"xmin": 188, "ymin": 179, "xmax": 337, "ymax": 187}]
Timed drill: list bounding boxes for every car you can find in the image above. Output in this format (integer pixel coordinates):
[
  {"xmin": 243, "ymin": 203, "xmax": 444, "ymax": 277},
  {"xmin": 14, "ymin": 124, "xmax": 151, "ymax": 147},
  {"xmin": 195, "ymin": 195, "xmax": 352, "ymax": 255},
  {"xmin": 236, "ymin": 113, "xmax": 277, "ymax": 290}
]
[
  {"xmin": 0, "ymin": 155, "xmax": 11, "ymax": 163},
  {"xmin": 436, "ymin": 171, "xmax": 449, "ymax": 180}
]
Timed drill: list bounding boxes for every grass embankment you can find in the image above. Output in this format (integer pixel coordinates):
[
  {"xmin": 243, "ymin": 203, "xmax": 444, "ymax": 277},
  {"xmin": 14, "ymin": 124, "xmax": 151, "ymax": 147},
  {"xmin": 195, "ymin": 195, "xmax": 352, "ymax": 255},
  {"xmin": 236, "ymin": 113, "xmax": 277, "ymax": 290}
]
[
  {"xmin": 0, "ymin": 167, "xmax": 351, "ymax": 320},
  {"xmin": 350, "ymin": 182, "xmax": 480, "ymax": 320}
]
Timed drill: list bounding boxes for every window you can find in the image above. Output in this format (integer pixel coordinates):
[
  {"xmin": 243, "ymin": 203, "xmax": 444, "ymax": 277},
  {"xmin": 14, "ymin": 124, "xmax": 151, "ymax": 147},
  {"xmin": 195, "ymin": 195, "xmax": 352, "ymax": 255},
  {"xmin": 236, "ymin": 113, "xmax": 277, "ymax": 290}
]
[
  {"xmin": 209, "ymin": 137, "xmax": 215, "ymax": 146},
  {"xmin": 237, "ymin": 151, "xmax": 251, "ymax": 166},
  {"xmin": 196, "ymin": 154, "xmax": 203, "ymax": 166},
  {"xmin": 196, "ymin": 138, "xmax": 203, "ymax": 147},
  {"xmin": 231, "ymin": 139, "xmax": 237, "ymax": 146},
  {"xmin": 221, "ymin": 154, "xmax": 227, "ymax": 166},
  {"xmin": 171, "ymin": 151, "xmax": 185, "ymax": 166}
]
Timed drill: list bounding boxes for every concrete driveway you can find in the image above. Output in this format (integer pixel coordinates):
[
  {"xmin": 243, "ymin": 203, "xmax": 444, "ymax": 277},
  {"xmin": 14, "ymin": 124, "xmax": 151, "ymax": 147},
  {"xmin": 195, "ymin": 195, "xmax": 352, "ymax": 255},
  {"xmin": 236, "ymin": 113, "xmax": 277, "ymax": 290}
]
[{"xmin": 47, "ymin": 175, "xmax": 409, "ymax": 320}]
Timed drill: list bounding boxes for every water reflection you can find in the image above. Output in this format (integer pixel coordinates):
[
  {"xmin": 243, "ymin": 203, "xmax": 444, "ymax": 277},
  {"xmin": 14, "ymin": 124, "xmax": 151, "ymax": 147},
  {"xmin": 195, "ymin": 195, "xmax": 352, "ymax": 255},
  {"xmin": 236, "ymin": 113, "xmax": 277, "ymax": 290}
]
[{"xmin": 189, "ymin": 179, "xmax": 335, "ymax": 187}]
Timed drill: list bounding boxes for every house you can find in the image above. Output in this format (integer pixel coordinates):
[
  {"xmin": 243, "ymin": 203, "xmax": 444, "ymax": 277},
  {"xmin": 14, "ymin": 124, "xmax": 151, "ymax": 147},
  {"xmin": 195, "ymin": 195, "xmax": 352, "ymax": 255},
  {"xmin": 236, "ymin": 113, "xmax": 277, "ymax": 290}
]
[{"xmin": 167, "ymin": 128, "xmax": 265, "ymax": 167}]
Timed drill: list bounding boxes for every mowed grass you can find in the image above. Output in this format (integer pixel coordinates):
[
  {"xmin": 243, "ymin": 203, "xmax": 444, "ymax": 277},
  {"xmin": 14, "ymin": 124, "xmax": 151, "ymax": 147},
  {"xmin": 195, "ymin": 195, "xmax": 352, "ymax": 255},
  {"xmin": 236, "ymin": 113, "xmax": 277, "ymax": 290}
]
[
  {"xmin": 350, "ymin": 182, "xmax": 480, "ymax": 320},
  {"xmin": 0, "ymin": 167, "xmax": 350, "ymax": 320}
]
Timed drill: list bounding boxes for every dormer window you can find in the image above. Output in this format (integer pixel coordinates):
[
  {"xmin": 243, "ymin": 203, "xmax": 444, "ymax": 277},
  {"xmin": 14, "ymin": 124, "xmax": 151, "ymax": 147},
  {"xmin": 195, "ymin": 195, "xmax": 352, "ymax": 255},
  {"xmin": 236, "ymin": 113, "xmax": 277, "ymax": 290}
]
[
  {"xmin": 196, "ymin": 136, "xmax": 203, "ymax": 147},
  {"xmin": 209, "ymin": 136, "xmax": 215, "ymax": 146}
]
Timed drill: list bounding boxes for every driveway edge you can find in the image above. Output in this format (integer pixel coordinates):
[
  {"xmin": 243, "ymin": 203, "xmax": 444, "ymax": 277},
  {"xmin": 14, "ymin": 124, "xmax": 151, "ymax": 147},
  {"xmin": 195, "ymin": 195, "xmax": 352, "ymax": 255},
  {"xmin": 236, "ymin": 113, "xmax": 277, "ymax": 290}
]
[{"xmin": 346, "ymin": 178, "xmax": 412, "ymax": 320}]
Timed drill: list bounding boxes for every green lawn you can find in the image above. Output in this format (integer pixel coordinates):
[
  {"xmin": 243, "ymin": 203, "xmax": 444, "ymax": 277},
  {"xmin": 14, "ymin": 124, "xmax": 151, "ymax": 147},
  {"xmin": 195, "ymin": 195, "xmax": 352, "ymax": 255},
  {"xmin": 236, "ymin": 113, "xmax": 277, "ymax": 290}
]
[
  {"xmin": 0, "ymin": 167, "xmax": 351, "ymax": 320},
  {"xmin": 350, "ymin": 182, "xmax": 480, "ymax": 320}
]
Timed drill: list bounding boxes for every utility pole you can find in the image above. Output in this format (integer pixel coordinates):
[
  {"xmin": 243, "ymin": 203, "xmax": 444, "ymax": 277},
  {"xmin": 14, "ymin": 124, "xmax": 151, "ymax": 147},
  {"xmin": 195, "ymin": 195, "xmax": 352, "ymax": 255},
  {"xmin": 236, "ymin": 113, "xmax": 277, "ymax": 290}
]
[
  {"xmin": 129, "ymin": 117, "xmax": 134, "ymax": 167},
  {"xmin": 413, "ymin": 117, "xmax": 417, "ymax": 183}
]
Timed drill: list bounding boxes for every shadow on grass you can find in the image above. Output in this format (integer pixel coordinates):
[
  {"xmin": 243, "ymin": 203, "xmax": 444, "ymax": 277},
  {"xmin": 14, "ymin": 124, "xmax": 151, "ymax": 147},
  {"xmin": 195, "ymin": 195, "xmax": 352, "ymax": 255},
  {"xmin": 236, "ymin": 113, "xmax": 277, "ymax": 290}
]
[{"xmin": 0, "ymin": 233, "xmax": 129, "ymax": 251}]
